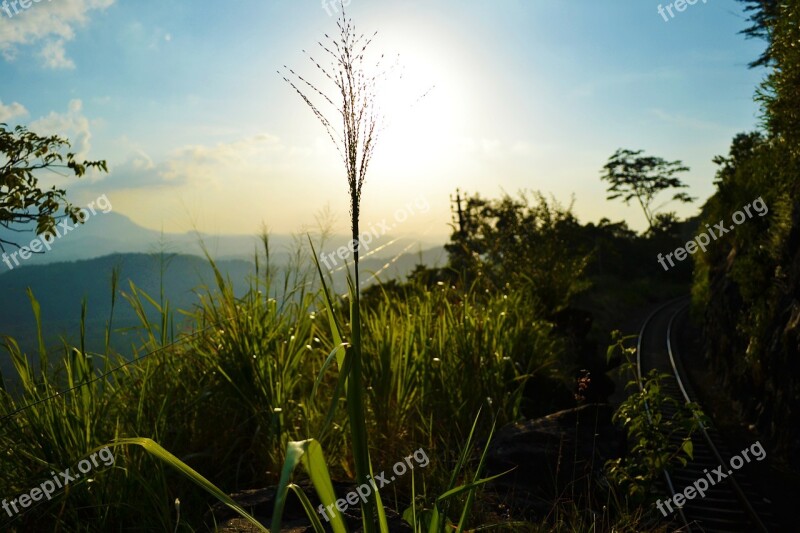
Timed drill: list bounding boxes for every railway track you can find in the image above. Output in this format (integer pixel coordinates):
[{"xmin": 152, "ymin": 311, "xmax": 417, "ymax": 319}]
[{"xmin": 636, "ymin": 297, "xmax": 778, "ymax": 532}]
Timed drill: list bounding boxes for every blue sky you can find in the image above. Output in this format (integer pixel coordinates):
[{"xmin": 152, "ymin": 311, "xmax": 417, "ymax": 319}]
[{"xmin": 0, "ymin": 0, "xmax": 767, "ymax": 240}]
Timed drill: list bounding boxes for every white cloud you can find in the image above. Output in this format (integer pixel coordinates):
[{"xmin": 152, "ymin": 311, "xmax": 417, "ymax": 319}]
[
  {"xmin": 0, "ymin": 99, "xmax": 27, "ymax": 121},
  {"xmin": 40, "ymin": 39, "xmax": 75, "ymax": 69},
  {"xmin": 171, "ymin": 135, "xmax": 284, "ymax": 166},
  {"xmin": 0, "ymin": 0, "xmax": 115, "ymax": 69},
  {"xmin": 30, "ymin": 99, "xmax": 93, "ymax": 159},
  {"xmin": 122, "ymin": 21, "xmax": 172, "ymax": 51},
  {"xmin": 160, "ymin": 135, "xmax": 285, "ymax": 186},
  {"xmin": 98, "ymin": 134, "xmax": 288, "ymax": 192}
]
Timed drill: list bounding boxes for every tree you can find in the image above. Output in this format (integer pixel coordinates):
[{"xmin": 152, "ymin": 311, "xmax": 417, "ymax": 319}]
[
  {"xmin": 759, "ymin": 2, "xmax": 800, "ymax": 151},
  {"xmin": 691, "ymin": 1, "xmax": 800, "ymax": 469},
  {"xmin": 600, "ymin": 148, "xmax": 694, "ymax": 230},
  {"xmin": 737, "ymin": 0, "xmax": 780, "ymax": 68},
  {"xmin": 445, "ymin": 190, "xmax": 590, "ymax": 311},
  {"xmin": 0, "ymin": 123, "xmax": 107, "ymax": 251}
]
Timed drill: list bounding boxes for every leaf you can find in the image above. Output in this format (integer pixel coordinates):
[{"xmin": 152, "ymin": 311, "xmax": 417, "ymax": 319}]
[
  {"xmin": 111, "ymin": 438, "xmax": 269, "ymax": 532},
  {"xmin": 271, "ymin": 439, "xmax": 348, "ymax": 533},
  {"xmin": 681, "ymin": 439, "xmax": 694, "ymax": 460}
]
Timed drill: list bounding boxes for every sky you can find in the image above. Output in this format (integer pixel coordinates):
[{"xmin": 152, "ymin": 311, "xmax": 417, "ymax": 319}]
[{"xmin": 0, "ymin": 0, "xmax": 767, "ymax": 242}]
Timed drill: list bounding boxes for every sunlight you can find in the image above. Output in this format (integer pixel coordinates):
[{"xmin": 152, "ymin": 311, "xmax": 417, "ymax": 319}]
[{"xmin": 372, "ymin": 52, "xmax": 464, "ymax": 175}]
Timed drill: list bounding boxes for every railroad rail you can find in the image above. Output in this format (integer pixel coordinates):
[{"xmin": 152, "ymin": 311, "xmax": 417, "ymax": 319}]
[{"xmin": 636, "ymin": 297, "xmax": 776, "ymax": 532}]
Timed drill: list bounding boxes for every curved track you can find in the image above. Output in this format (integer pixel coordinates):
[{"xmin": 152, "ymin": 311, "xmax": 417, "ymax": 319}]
[{"xmin": 636, "ymin": 297, "xmax": 776, "ymax": 532}]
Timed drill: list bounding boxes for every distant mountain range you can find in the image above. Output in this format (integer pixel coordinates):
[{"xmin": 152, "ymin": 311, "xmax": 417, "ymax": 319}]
[
  {"xmin": 0, "ymin": 214, "xmax": 447, "ymax": 389},
  {"xmin": 0, "ymin": 211, "xmax": 445, "ymax": 268}
]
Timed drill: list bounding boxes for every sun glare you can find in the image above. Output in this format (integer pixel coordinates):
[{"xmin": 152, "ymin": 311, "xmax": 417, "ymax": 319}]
[{"xmin": 372, "ymin": 52, "xmax": 464, "ymax": 174}]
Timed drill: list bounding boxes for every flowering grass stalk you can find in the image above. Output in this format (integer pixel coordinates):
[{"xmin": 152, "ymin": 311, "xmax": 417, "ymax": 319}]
[{"xmin": 280, "ymin": 6, "xmax": 390, "ymax": 531}]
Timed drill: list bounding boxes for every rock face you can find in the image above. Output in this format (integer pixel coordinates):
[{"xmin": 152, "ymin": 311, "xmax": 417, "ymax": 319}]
[
  {"xmin": 484, "ymin": 404, "xmax": 625, "ymax": 520},
  {"xmin": 205, "ymin": 481, "xmax": 413, "ymax": 532}
]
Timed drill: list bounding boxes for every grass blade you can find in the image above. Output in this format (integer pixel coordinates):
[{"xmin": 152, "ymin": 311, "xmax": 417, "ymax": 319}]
[
  {"xmin": 111, "ymin": 438, "xmax": 269, "ymax": 533},
  {"xmin": 271, "ymin": 439, "xmax": 348, "ymax": 533}
]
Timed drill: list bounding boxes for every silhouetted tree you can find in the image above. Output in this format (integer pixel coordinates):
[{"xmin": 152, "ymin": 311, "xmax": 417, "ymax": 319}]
[
  {"xmin": 445, "ymin": 190, "xmax": 590, "ymax": 311},
  {"xmin": 0, "ymin": 123, "xmax": 107, "ymax": 251},
  {"xmin": 737, "ymin": 0, "xmax": 780, "ymax": 67},
  {"xmin": 600, "ymin": 148, "xmax": 694, "ymax": 231}
]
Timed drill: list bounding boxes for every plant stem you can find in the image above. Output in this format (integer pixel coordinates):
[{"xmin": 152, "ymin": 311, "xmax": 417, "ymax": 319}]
[{"xmin": 349, "ymin": 205, "xmax": 376, "ymax": 531}]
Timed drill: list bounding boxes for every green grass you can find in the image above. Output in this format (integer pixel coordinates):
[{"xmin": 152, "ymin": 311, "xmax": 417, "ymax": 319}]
[{"xmin": 0, "ymin": 239, "xmax": 657, "ymax": 531}]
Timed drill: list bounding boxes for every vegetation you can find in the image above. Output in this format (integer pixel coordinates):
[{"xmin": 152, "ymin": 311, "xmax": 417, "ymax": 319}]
[
  {"xmin": 279, "ymin": 13, "xmax": 386, "ymax": 530},
  {"xmin": 0, "ymin": 185, "xmax": 697, "ymax": 531},
  {"xmin": 604, "ymin": 333, "xmax": 707, "ymax": 503},
  {"xmin": 0, "ymin": 237, "xmax": 570, "ymax": 531},
  {"xmin": 600, "ymin": 148, "xmax": 694, "ymax": 231},
  {"xmin": 692, "ymin": 0, "xmax": 800, "ymax": 465},
  {"xmin": 0, "ymin": 123, "xmax": 107, "ymax": 250},
  {"xmin": 2, "ymin": 0, "xmax": 799, "ymax": 531}
]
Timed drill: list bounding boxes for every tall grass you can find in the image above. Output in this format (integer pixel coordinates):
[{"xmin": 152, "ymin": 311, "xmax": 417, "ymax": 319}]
[
  {"xmin": 0, "ymin": 224, "xmax": 579, "ymax": 530},
  {"xmin": 0, "ymin": 219, "xmax": 683, "ymax": 531}
]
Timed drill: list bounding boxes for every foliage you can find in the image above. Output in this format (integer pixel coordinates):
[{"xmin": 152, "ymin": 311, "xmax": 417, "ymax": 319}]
[
  {"xmin": 0, "ymin": 123, "xmax": 107, "ymax": 250},
  {"xmin": 437, "ymin": 187, "xmax": 695, "ymax": 336},
  {"xmin": 0, "ymin": 236, "xmax": 572, "ymax": 530},
  {"xmin": 445, "ymin": 190, "xmax": 591, "ymax": 312},
  {"xmin": 402, "ymin": 410, "xmax": 509, "ymax": 533},
  {"xmin": 0, "ymin": 287, "xmax": 181, "ymax": 532},
  {"xmin": 758, "ymin": 2, "xmax": 800, "ymax": 154},
  {"xmin": 737, "ymin": 0, "xmax": 781, "ymax": 68},
  {"xmin": 692, "ymin": 1, "xmax": 800, "ymax": 463},
  {"xmin": 600, "ymin": 148, "xmax": 694, "ymax": 230},
  {"xmin": 604, "ymin": 332, "xmax": 707, "ymax": 503}
]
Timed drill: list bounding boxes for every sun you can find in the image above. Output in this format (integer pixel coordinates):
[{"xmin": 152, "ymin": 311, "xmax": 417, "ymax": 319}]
[{"xmin": 370, "ymin": 53, "xmax": 464, "ymax": 175}]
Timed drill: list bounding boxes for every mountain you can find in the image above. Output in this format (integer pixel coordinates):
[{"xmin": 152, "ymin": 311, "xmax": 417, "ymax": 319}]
[
  {"xmin": 0, "ymin": 245, "xmax": 446, "ymax": 391},
  {"xmin": 0, "ymin": 212, "xmax": 447, "ymax": 390},
  {"xmin": 0, "ymin": 212, "xmax": 445, "ymax": 268},
  {"xmin": 0, "ymin": 253, "xmax": 253, "ymax": 389},
  {"xmin": 0, "ymin": 212, "xmax": 294, "ymax": 267}
]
